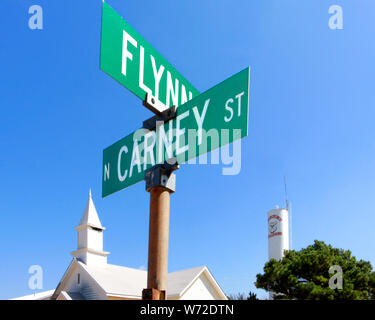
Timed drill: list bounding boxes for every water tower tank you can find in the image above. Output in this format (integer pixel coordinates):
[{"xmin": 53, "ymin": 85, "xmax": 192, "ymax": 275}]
[{"xmin": 268, "ymin": 207, "xmax": 289, "ymax": 261}]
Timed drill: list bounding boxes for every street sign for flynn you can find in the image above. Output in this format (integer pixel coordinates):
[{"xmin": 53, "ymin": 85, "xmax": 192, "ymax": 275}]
[
  {"xmin": 100, "ymin": 1, "xmax": 199, "ymax": 112},
  {"xmin": 102, "ymin": 67, "xmax": 250, "ymax": 197},
  {"xmin": 99, "ymin": 1, "xmax": 251, "ymax": 301}
]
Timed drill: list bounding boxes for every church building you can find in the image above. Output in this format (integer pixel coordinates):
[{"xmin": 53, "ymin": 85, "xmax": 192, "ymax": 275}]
[{"xmin": 13, "ymin": 191, "xmax": 227, "ymax": 300}]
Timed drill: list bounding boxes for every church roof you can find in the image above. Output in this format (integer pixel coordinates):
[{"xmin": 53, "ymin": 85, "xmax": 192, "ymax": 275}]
[
  {"xmin": 11, "ymin": 290, "xmax": 55, "ymax": 300},
  {"xmin": 77, "ymin": 190, "xmax": 104, "ymax": 230},
  {"xmin": 78, "ymin": 261, "xmax": 208, "ymax": 298}
]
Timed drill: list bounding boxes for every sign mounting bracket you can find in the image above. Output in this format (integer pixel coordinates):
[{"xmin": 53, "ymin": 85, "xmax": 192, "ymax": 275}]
[{"xmin": 142, "ymin": 93, "xmax": 177, "ymax": 130}]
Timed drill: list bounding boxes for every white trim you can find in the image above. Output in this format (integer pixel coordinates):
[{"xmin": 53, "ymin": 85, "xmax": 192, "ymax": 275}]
[
  {"xmin": 200, "ymin": 268, "xmax": 228, "ymax": 300},
  {"xmin": 178, "ymin": 266, "xmax": 227, "ymax": 300},
  {"xmin": 58, "ymin": 291, "xmax": 72, "ymax": 300},
  {"xmin": 106, "ymin": 293, "xmax": 140, "ymax": 299},
  {"xmin": 51, "ymin": 259, "xmax": 79, "ymax": 300},
  {"xmin": 178, "ymin": 266, "xmax": 206, "ymax": 297},
  {"xmin": 71, "ymin": 247, "xmax": 110, "ymax": 257},
  {"xmin": 106, "ymin": 292, "xmax": 180, "ymax": 300},
  {"xmin": 52, "ymin": 260, "xmax": 108, "ymax": 300}
]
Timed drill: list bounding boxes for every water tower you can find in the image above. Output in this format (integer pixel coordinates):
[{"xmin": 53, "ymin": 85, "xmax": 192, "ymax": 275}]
[{"xmin": 267, "ymin": 206, "xmax": 290, "ymax": 261}]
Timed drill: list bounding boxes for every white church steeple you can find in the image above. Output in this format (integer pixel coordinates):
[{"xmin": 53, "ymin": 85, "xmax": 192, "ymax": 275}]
[{"xmin": 71, "ymin": 190, "xmax": 109, "ymax": 266}]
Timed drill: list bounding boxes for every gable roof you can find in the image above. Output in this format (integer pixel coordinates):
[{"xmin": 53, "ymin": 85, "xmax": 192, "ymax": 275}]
[
  {"xmin": 167, "ymin": 266, "xmax": 206, "ymax": 297},
  {"xmin": 80, "ymin": 262, "xmax": 147, "ymax": 299},
  {"xmin": 51, "ymin": 259, "xmax": 226, "ymax": 300},
  {"xmin": 79, "ymin": 262, "xmax": 225, "ymax": 299},
  {"xmin": 11, "ymin": 290, "xmax": 55, "ymax": 300}
]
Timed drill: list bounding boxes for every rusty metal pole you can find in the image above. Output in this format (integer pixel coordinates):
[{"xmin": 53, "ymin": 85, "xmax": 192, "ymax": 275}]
[
  {"xmin": 142, "ymin": 163, "xmax": 178, "ymax": 300},
  {"xmin": 141, "ymin": 95, "xmax": 178, "ymax": 300},
  {"xmin": 147, "ymin": 186, "xmax": 170, "ymax": 298}
]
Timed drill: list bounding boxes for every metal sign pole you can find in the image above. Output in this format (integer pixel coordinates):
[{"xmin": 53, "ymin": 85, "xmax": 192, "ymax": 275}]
[
  {"xmin": 147, "ymin": 185, "xmax": 170, "ymax": 295},
  {"xmin": 141, "ymin": 96, "xmax": 179, "ymax": 300},
  {"xmin": 142, "ymin": 163, "xmax": 178, "ymax": 300}
]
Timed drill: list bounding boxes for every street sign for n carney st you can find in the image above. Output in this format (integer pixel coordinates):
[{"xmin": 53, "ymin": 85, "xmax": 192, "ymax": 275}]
[
  {"xmin": 102, "ymin": 68, "xmax": 250, "ymax": 197},
  {"xmin": 100, "ymin": 1, "xmax": 199, "ymax": 111}
]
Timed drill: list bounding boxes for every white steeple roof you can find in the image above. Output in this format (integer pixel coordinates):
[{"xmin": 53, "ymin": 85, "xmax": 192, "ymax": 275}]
[
  {"xmin": 72, "ymin": 189, "xmax": 109, "ymax": 266},
  {"xmin": 77, "ymin": 189, "xmax": 105, "ymax": 230}
]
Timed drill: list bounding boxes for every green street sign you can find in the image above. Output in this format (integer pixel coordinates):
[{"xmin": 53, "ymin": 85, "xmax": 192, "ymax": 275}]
[
  {"xmin": 102, "ymin": 68, "xmax": 250, "ymax": 197},
  {"xmin": 100, "ymin": 1, "xmax": 199, "ymax": 111}
]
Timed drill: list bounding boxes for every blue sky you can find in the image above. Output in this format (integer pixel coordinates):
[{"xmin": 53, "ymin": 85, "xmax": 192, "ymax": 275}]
[{"xmin": 1, "ymin": 0, "xmax": 374, "ymax": 299}]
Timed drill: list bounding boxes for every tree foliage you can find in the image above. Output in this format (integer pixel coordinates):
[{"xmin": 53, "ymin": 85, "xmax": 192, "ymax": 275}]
[
  {"xmin": 255, "ymin": 240, "xmax": 375, "ymax": 300},
  {"xmin": 227, "ymin": 291, "xmax": 258, "ymax": 300}
]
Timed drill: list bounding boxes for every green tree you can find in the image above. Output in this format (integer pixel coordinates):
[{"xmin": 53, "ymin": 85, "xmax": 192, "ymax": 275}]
[
  {"xmin": 227, "ymin": 291, "xmax": 258, "ymax": 300},
  {"xmin": 255, "ymin": 240, "xmax": 375, "ymax": 300}
]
